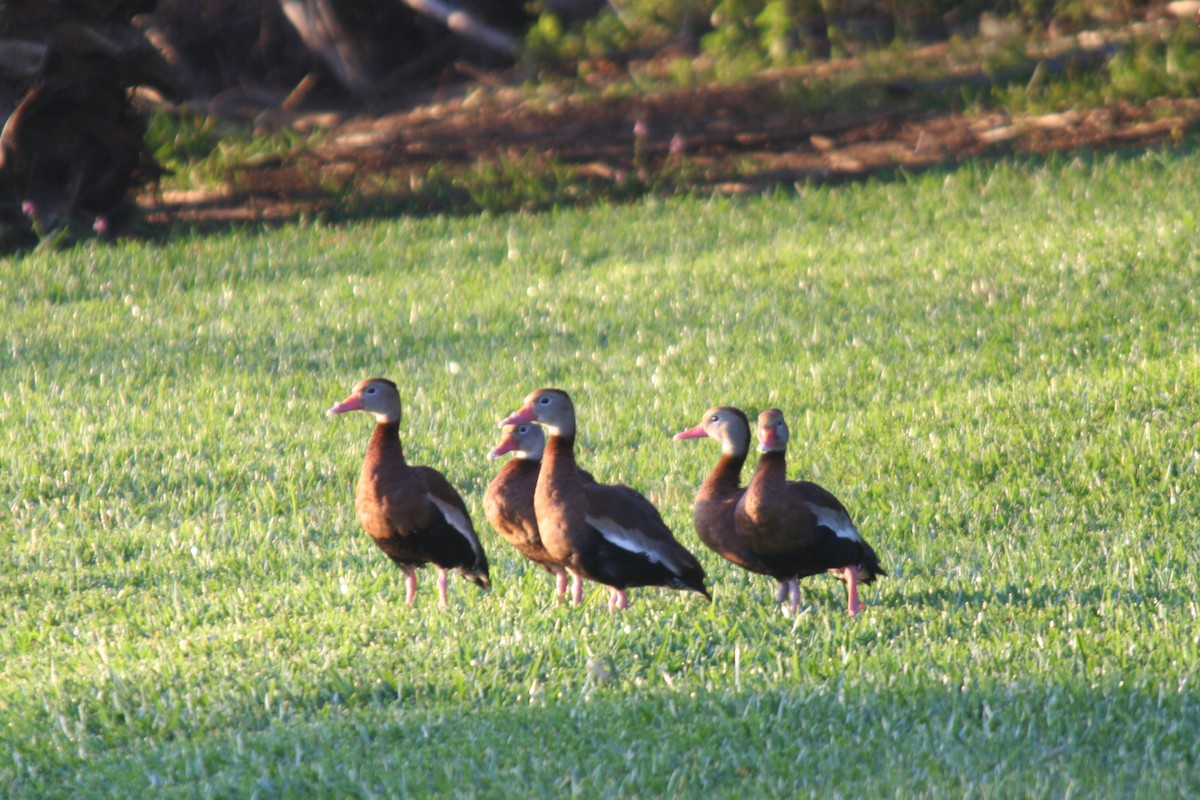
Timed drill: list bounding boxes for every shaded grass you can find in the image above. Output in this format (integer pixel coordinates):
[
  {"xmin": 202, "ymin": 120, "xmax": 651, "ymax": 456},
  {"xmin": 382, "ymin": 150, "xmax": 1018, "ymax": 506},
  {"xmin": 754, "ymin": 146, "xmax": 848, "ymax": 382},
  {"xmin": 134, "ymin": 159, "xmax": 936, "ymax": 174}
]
[
  {"xmin": 140, "ymin": 23, "xmax": 1200, "ymax": 224},
  {"xmin": 3, "ymin": 144, "xmax": 1200, "ymax": 797}
]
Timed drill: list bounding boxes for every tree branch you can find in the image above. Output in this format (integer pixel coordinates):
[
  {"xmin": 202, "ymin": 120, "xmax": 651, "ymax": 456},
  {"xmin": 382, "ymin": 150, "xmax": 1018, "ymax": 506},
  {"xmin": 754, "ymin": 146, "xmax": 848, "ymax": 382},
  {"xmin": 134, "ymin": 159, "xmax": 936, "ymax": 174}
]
[
  {"xmin": 279, "ymin": 0, "xmax": 377, "ymax": 97},
  {"xmin": 392, "ymin": 0, "xmax": 518, "ymax": 57}
]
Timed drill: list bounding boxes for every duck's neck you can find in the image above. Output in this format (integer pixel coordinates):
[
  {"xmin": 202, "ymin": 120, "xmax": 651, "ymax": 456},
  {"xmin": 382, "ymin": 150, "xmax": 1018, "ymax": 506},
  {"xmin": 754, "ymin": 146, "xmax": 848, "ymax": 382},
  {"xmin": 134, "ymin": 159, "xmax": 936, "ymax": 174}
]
[
  {"xmin": 535, "ymin": 431, "xmax": 584, "ymax": 543},
  {"xmin": 367, "ymin": 421, "xmax": 406, "ymax": 467},
  {"xmin": 509, "ymin": 457, "xmax": 542, "ymax": 479},
  {"xmin": 542, "ymin": 432, "xmax": 576, "ymax": 475},
  {"xmin": 748, "ymin": 450, "xmax": 786, "ymax": 491},
  {"xmin": 701, "ymin": 451, "xmax": 747, "ymax": 498}
]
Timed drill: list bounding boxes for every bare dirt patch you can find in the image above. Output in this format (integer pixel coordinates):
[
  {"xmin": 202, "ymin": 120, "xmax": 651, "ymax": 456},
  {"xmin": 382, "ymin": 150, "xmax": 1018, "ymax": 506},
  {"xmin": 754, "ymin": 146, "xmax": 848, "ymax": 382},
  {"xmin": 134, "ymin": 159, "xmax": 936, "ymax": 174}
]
[{"xmin": 140, "ymin": 57, "xmax": 1200, "ymax": 229}]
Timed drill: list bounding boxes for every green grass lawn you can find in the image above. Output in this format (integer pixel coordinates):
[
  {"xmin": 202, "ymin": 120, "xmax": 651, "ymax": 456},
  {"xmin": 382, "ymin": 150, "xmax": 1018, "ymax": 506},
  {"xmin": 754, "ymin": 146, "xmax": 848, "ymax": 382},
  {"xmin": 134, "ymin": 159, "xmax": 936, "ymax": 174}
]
[{"xmin": 3, "ymin": 145, "xmax": 1199, "ymax": 798}]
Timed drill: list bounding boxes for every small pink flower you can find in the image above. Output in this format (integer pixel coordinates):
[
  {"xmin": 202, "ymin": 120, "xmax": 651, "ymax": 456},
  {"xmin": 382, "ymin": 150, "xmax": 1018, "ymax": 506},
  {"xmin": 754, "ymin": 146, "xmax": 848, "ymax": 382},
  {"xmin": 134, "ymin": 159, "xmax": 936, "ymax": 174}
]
[
  {"xmin": 21, "ymin": 200, "xmax": 36, "ymax": 218},
  {"xmin": 93, "ymin": 216, "xmax": 109, "ymax": 235},
  {"xmin": 669, "ymin": 133, "xmax": 686, "ymax": 155},
  {"xmin": 633, "ymin": 120, "xmax": 648, "ymax": 138}
]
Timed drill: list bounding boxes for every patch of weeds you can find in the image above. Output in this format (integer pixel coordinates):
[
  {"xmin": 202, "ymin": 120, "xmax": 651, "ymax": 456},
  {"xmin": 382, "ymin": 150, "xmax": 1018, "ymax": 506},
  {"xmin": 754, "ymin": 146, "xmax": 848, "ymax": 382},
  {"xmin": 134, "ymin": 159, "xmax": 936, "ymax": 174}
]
[
  {"xmin": 461, "ymin": 153, "xmax": 581, "ymax": 211},
  {"xmin": 351, "ymin": 154, "xmax": 601, "ymax": 216},
  {"xmin": 146, "ymin": 110, "xmax": 327, "ymax": 192},
  {"xmin": 342, "ymin": 148, "xmax": 702, "ymax": 218},
  {"xmin": 1104, "ymin": 28, "xmax": 1200, "ymax": 102},
  {"xmin": 977, "ymin": 26, "xmax": 1200, "ymax": 115},
  {"xmin": 522, "ymin": 8, "xmax": 636, "ymax": 78}
]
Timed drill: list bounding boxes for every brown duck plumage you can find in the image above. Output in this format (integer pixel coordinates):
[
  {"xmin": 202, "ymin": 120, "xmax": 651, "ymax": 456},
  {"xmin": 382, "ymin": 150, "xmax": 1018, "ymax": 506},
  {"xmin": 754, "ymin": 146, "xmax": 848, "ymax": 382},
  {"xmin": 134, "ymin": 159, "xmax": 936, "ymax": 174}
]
[
  {"xmin": 674, "ymin": 406, "xmax": 782, "ymax": 583},
  {"xmin": 735, "ymin": 408, "xmax": 885, "ymax": 615},
  {"xmin": 328, "ymin": 377, "xmax": 489, "ymax": 607},
  {"xmin": 484, "ymin": 422, "xmax": 575, "ymax": 601},
  {"xmin": 501, "ymin": 388, "xmax": 710, "ymax": 610}
]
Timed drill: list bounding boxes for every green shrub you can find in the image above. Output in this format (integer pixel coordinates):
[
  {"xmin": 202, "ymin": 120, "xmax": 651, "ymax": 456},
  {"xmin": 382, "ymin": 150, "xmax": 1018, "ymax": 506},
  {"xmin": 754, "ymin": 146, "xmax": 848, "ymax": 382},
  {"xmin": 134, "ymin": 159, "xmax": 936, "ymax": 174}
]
[
  {"xmin": 1105, "ymin": 28, "xmax": 1200, "ymax": 102},
  {"xmin": 520, "ymin": 0, "xmax": 1165, "ymax": 76}
]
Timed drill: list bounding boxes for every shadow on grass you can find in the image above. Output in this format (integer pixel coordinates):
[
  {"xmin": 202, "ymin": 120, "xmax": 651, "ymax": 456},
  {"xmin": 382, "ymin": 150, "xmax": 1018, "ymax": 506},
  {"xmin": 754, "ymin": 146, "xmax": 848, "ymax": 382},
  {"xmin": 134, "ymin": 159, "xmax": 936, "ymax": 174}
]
[
  {"xmin": 134, "ymin": 127, "xmax": 1200, "ymax": 248},
  {"xmin": 126, "ymin": 36, "xmax": 1200, "ymax": 245},
  {"xmin": 13, "ymin": 674, "xmax": 1198, "ymax": 798},
  {"xmin": 8, "ymin": 31, "xmax": 1200, "ymax": 253}
]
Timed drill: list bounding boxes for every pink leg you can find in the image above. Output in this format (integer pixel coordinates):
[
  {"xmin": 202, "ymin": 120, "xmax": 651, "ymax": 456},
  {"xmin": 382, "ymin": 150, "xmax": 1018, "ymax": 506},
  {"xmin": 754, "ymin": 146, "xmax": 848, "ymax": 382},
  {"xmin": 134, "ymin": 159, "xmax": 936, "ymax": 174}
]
[
  {"xmin": 787, "ymin": 579, "xmax": 801, "ymax": 614},
  {"xmin": 845, "ymin": 568, "xmax": 864, "ymax": 616},
  {"xmin": 404, "ymin": 567, "xmax": 418, "ymax": 607},
  {"xmin": 436, "ymin": 568, "xmax": 449, "ymax": 607},
  {"xmin": 554, "ymin": 568, "xmax": 569, "ymax": 603},
  {"xmin": 570, "ymin": 569, "xmax": 584, "ymax": 606},
  {"xmin": 608, "ymin": 587, "xmax": 629, "ymax": 612}
]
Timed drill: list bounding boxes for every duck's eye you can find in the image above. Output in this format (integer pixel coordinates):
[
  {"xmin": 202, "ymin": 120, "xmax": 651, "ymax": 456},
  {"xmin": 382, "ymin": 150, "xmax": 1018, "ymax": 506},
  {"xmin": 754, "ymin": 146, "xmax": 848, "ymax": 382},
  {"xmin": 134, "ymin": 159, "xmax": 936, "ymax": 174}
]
[
  {"xmin": 710, "ymin": 414, "xmax": 720, "ymax": 423},
  {"xmin": 365, "ymin": 386, "xmax": 377, "ymax": 395},
  {"xmin": 538, "ymin": 396, "xmax": 551, "ymax": 405},
  {"xmin": 518, "ymin": 425, "xmax": 530, "ymax": 434}
]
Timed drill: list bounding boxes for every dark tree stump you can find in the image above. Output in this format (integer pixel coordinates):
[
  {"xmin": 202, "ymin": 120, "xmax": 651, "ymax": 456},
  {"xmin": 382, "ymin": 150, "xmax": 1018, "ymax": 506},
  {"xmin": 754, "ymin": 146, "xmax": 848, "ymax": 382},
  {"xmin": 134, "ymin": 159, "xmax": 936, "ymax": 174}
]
[{"xmin": 0, "ymin": 0, "xmax": 181, "ymax": 248}]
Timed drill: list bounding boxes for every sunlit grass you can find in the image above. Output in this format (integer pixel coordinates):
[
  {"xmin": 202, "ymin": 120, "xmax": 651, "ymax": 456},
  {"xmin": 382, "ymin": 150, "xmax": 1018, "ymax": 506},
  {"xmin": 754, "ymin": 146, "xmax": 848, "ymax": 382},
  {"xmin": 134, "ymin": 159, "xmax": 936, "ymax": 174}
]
[{"xmin": 2, "ymin": 144, "xmax": 1200, "ymax": 797}]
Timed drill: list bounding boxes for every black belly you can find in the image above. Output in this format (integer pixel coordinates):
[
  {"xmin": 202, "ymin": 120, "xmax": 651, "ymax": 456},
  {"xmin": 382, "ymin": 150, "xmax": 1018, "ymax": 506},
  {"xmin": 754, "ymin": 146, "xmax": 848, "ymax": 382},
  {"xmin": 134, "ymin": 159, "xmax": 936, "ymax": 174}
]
[{"xmin": 573, "ymin": 525, "xmax": 679, "ymax": 589}]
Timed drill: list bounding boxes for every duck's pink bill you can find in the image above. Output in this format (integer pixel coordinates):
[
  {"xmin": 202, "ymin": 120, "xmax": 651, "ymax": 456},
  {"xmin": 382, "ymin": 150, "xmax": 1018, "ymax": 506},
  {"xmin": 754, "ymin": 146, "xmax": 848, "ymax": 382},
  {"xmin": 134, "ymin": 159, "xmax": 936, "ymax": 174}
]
[
  {"xmin": 499, "ymin": 405, "xmax": 535, "ymax": 427},
  {"xmin": 673, "ymin": 424, "xmax": 709, "ymax": 440},
  {"xmin": 488, "ymin": 434, "xmax": 518, "ymax": 459},
  {"xmin": 326, "ymin": 396, "xmax": 364, "ymax": 416}
]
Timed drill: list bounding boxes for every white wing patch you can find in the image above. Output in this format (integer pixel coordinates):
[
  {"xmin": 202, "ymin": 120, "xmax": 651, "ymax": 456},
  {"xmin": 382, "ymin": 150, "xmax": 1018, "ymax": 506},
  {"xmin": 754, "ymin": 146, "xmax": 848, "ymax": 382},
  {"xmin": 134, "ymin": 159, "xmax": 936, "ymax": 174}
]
[
  {"xmin": 809, "ymin": 504, "xmax": 862, "ymax": 543},
  {"xmin": 585, "ymin": 515, "xmax": 681, "ymax": 572},
  {"xmin": 429, "ymin": 494, "xmax": 485, "ymax": 559}
]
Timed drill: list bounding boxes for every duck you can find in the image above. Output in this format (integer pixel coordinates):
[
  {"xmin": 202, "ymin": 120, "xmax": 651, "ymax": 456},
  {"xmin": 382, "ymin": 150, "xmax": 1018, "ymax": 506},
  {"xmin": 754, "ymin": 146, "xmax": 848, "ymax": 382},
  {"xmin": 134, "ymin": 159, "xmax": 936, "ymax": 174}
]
[
  {"xmin": 327, "ymin": 377, "xmax": 490, "ymax": 606},
  {"xmin": 673, "ymin": 406, "xmax": 791, "ymax": 601},
  {"xmin": 484, "ymin": 421, "xmax": 578, "ymax": 603},
  {"xmin": 501, "ymin": 388, "xmax": 710, "ymax": 610},
  {"xmin": 734, "ymin": 408, "xmax": 885, "ymax": 616}
]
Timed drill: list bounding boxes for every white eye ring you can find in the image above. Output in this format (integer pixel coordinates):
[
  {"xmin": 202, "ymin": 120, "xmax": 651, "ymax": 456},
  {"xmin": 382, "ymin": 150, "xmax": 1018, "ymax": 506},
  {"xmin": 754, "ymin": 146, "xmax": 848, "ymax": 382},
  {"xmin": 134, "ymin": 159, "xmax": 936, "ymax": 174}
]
[
  {"xmin": 538, "ymin": 396, "xmax": 551, "ymax": 405},
  {"xmin": 366, "ymin": 387, "xmax": 377, "ymax": 395},
  {"xmin": 518, "ymin": 425, "xmax": 530, "ymax": 434}
]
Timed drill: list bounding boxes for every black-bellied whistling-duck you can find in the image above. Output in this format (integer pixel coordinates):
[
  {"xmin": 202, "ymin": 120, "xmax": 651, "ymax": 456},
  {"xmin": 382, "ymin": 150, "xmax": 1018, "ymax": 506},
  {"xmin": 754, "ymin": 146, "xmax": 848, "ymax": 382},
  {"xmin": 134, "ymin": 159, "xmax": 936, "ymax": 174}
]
[
  {"xmin": 484, "ymin": 422, "xmax": 577, "ymax": 603},
  {"xmin": 327, "ymin": 377, "xmax": 490, "ymax": 606},
  {"xmin": 735, "ymin": 408, "xmax": 885, "ymax": 616},
  {"xmin": 673, "ymin": 406, "xmax": 789, "ymax": 598},
  {"xmin": 501, "ymin": 388, "xmax": 710, "ymax": 610}
]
